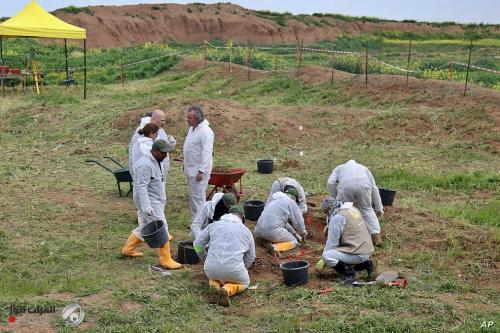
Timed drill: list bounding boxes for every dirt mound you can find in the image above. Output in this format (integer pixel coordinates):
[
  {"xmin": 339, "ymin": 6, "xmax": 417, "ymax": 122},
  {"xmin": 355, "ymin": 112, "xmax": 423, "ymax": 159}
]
[
  {"xmin": 50, "ymin": 3, "xmax": 492, "ymax": 48},
  {"xmin": 382, "ymin": 206, "xmax": 498, "ymax": 282},
  {"xmin": 298, "ymin": 65, "xmax": 355, "ymax": 85},
  {"xmin": 278, "ymin": 159, "xmax": 301, "ymax": 170}
]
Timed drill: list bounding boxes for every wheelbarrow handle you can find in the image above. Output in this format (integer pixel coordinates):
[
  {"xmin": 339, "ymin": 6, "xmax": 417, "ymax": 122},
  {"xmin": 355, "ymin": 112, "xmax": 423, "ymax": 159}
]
[
  {"xmin": 103, "ymin": 156, "xmax": 124, "ymax": 168},
  {"xmin": 85, "ymin": 159, "xmax": 114, "ymax": 173}
]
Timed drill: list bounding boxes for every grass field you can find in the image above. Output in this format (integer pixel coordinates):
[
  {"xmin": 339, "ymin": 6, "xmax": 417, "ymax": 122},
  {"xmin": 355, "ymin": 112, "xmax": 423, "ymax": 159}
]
[{"xmin": 0, "ymin": 58, "xmax": 498, "ymax": 332}]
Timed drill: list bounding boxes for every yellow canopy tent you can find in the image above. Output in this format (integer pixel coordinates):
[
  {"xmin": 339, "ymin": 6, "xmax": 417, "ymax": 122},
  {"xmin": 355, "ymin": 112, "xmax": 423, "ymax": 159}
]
[{"xmin": 0, "ymin": 0, "xmax": 88, "ymax": 98}]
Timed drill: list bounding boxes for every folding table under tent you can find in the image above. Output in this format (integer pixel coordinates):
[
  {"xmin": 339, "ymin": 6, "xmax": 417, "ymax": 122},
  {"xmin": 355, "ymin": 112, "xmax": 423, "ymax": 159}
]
[{"xmin": 0, "ymin": 0, "xmax": 87, "ymax": 98}]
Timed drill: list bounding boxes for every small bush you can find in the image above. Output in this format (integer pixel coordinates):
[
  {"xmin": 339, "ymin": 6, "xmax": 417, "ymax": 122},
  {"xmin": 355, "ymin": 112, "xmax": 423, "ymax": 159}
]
[
  {"xmin": 319, "ymin": 19, "xmax": 335, "ymax": 27},
  {"xmin": 275, "ymin": 16, "xmax": 287, "ymax": 27},
  {"xmin": 57, "ymin": 5, "xmax": 94, "ymax": 16}
]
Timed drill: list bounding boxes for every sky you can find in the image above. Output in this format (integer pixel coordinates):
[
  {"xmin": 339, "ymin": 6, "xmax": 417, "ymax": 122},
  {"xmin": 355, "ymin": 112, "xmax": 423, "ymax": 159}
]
[{"xmin": 1, "ymin": 0, "xmax": 499, "ymax": 24}]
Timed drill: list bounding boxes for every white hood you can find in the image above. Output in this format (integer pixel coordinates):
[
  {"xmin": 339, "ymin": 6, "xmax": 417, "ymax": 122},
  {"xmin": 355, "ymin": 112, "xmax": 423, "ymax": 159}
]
[
  {"xmin": 220, "ymin": 213, "xmax": 243, "ymax": 224},
  {"xmin": 137, "ymin": 116, "xmax": 151, "ymax": 131},
  {"xmin": 137, "ymin": 137, "xmax": 154, "ymax": 158}
]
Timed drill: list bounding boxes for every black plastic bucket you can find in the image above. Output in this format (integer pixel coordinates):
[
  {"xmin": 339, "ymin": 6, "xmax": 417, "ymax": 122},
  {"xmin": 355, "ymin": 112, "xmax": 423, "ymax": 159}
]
[
  {"xmin": 177, "ymin": 241, "xmax": 199, "ymax": 264},
  {"xmin": 280, "ymin": 260, "xmax": 309, "ymax": 286},
  {"xmin": 257, "ymin": 159, "xmax": 274, "ymax": 174},
  {"xmin": 244, "ymin": 200, "xmax": 265, "ymax": 221},
  {"xmin": 140, "ymin": 220, "xmax": 168, "ymax": 248},
  {"xmin": 379, "ymin": 187, "xmax": 397, "ymax": 206}
]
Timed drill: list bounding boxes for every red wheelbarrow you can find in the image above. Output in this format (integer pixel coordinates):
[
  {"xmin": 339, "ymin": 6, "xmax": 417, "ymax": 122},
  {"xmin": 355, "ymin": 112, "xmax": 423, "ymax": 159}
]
[{"xmin": 207, "ymin": 167, "xmax": 246, "ymax": 201}]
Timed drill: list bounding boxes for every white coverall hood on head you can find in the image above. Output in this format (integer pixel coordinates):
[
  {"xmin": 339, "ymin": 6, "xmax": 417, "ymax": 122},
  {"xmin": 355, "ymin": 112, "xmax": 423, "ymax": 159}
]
[
  {"xmin": 138, "ymin": 116, "xmax": 152, "ymax": 129},
  {"xmin": 255, "ymin": 192, "xmax": 305, "ymax": 243},
  {"xmin": 265, "ymin": 177, "xmax": 308, "ymax": 214},
  {"xmin": 128, "ymin": 116, "xmax": 152, "ymax": 175},
  {"xmin": 138, "ymin": 137, "xmax": 154, "ymax": 158},
  {"xmin": 193, "ymin": 212, "xmax": 256, "ymax": 287},
  {"xmin": 190, "ymin": 192, "xmax": 224, "ymax": 240}
]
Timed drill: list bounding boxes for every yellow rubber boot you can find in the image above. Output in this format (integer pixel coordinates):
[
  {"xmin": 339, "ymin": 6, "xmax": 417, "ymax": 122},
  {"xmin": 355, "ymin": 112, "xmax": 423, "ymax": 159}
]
[
  {"xmin": 158, "ymin": 241, "xmax": 181, "ymax": 269},
  {"xmin": 272, "ymin": 241, "xmax": 296, "ymax": 253},
  {"xmin": 218, "ymin": 283, "xmax": 246, "ymax": 307},
  {"xmin": 208, "ymin": 279, "xmax": 221, "ymax": 304},
  {"xmin": 121, "ymin": 233, "xmax": 144, "ymax": 257}
]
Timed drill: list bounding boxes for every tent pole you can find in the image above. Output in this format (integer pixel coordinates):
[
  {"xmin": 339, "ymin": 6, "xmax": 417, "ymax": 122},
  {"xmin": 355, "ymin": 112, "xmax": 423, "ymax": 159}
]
[
  {"xmin": 83, "ymin": 39, "xmax": 87, "ymax": 99},
  {"xmin": 64, "ymin": 38, "xmax": 69, "ymax": 80}
]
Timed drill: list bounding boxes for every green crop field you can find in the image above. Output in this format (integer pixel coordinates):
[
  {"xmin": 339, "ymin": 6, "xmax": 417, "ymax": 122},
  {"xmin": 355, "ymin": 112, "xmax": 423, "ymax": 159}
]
[
  {"xmin": 1, "ymin": 33, "xmax": 499, "ymax": 89},
  {"xmin": 0, "ymin": 36, "xmax": 499, "ymax": 332}
]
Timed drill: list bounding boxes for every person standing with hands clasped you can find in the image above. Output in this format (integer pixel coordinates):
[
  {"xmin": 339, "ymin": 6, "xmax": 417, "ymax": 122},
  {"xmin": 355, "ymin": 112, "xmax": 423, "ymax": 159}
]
[{"xmin": 183, "ymin": 105, "xmax": 214, "ymax": 221}]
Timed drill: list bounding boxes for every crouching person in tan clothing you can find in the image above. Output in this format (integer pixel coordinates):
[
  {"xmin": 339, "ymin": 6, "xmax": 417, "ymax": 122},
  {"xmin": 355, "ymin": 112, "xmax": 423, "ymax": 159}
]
[{"xmin": 316, "ymin": 197, "xmax": 377, "ymax": 284}]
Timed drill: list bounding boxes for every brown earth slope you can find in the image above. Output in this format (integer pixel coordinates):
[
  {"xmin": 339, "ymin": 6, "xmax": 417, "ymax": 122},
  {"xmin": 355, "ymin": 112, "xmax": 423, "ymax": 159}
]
[{"xmin": 51, "ymin": 3, "xmax": 494, "ymax": 48}]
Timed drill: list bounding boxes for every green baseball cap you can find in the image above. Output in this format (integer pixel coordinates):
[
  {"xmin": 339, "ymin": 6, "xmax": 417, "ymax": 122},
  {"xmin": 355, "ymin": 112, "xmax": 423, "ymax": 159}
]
[
  {"xmin": 152, "ymin": 139, "xmax": 170, "ymax": 153},
  {"xmin": 229, "ymin": 205, "xmax": 245, "ymax": 217},
  {"xmin": 285, "ymin": 187, "xmax": 299, "ymax": 201},
  {"xmin": 222, "ymin": 193, "xmax": 237, "ymax": 206}
]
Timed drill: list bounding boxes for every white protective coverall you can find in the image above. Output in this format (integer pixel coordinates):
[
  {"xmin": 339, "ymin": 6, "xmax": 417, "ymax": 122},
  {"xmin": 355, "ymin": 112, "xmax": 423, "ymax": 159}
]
[
  {"xmin": 183, "ymin": 119, "xmax": 214, "ymax": 219},
  {"xmin": 132, "ymin": 152, "xmax": 167, "ymax": 241},
  {"xmin": 190, "ymin": 192, "xmax": 224, "ymax": 240},
  {"xmin": 265, "ymin": 177, "xmax": 308, "ymax": 214},
  {"xmin": 128, "ymin": 116, "xmax": 150, "ymax": 177},
  {"xmin": 131, "ymin": 137, "xmax": 154, "ymax": 225},
  {"xmin": 322, "ymin": 202, "xmax": 373, "ymax": 267},
  {"xmin": 194, "ymin": 213, "xmax": 256, "ymax": 287},
  {"xmin": 255, "ymin": 192, "xmax": 306, "ymax": 244},
  {"xmin": 327, "ymin": 160, "xmax": 383, "ymax": 235}
]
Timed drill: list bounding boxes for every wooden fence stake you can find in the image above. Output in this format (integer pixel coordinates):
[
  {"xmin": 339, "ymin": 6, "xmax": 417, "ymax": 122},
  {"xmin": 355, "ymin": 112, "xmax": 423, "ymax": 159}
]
[
  {"xmin": 274, "ymin": 47, "xmax": 278, "ymax": 73},
  {"xmin": 365, "ymin": 49, "xmax": 368, "ymax": 88},
  {"xmin": 298, "ymin": 39, "xmax": 303, "ymax": 75},
  {"xmin": 449, "ymin": 63, "xmax": 454, "ymax": 81},
  {"xmin": 406, "ymin": 40, "xmax": 412, "ymax": 88},
  {"xmin": 331, "ymin": 52, "xmax": 335, "ymax": 84},
  {"xmin": 120, "ymin": 60, "xmax": 124, "ymax": 86},
  {"xmin": 204, "ymin": 41, "xmax": 207, "ymax": 68},
  {"xmin": 228, "ymin": 40, "xmax": 233, "ymax": 73},
  {"xmin": 295, "ymin": 41, "xmax": 300, "ymax": 73},
  {"xmin": 247, "ymin": 47, "xmax": 251, "ymax": 80},
  {"xmin": 463, "ymin": 40, "xmax": 473, "ymax": 97}
]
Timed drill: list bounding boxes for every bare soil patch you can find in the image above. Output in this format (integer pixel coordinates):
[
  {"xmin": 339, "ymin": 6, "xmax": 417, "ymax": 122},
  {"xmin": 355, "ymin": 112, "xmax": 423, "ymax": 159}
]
[
  {"xmin": 44, "ymin": 190, "xmax": 129, "ymax": 218},
  {"xmin": 53, "ymin": 3, "xmax": 491, "ymax": 48},
  {"xmin": 121, "ymin": 301, "xmax": 144, "ymax": 314},
  {"xmin": 278, "ymin": 159, "xmax": 301, "ymax": 170}
]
